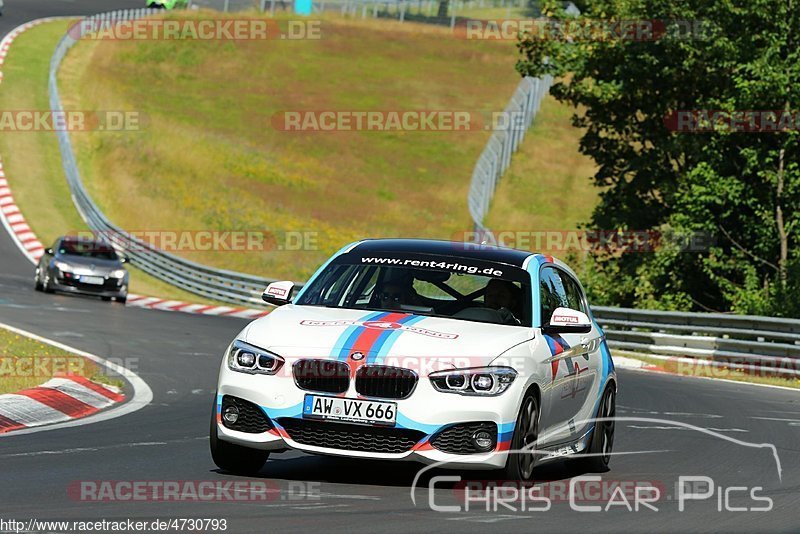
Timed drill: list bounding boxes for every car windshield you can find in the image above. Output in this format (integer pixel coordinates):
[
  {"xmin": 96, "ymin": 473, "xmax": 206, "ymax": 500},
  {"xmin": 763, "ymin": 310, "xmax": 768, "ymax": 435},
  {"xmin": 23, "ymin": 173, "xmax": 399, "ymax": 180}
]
[
  {"xmin": 296, "ymin": 255, "xmax": 531, "ymax": 326},
  {"xmin": 59, "ymin": 239, "xmax": 118, "ymax": 261}
]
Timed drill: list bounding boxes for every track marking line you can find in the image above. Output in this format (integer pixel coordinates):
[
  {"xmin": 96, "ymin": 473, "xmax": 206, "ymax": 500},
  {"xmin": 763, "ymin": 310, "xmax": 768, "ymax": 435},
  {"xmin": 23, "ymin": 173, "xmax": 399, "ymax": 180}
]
[{"xmin": 0, "ymin": 440, "xmax": 176, "ymax": 458}]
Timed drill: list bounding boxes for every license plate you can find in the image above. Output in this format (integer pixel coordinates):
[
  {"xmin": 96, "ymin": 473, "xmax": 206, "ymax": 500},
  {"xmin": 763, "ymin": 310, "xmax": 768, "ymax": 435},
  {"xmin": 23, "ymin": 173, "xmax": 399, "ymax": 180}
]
[
  {"xmin": 303, "ymin": 395, "xmax": 397, "ymax": 426},
  {"xmin": 80, "ymin": 276, "xmax": 104, "ymax": 285}
]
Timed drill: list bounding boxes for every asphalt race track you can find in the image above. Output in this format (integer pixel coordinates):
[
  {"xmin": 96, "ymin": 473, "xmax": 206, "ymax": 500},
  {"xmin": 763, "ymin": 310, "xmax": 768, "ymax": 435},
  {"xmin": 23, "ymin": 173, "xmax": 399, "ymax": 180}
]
[
  {"xmin": 1, "ymin": 2, "xmax": 799, "ymax": 532},
  {"xmin": 0, "ymin": 0, "xmax": 141, "ymax": 31}
]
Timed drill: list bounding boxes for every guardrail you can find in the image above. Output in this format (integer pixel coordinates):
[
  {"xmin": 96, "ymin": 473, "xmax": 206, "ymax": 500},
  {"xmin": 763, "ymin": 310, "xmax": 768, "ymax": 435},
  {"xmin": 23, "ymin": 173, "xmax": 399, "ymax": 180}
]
[
  {"xmin": 49, "ymin": 9, "xmax": 276, "ymax": 307},
  {"xmin": 467, "ymin": 75, "xmax": 552, "ymax": 233},
  {"xmin": 191, "ymin": 0, "xmax": 532, "ymax": 29},
  {"xmin": 592, "ymin": 307, "xmax": 800, "ymax": 377}
]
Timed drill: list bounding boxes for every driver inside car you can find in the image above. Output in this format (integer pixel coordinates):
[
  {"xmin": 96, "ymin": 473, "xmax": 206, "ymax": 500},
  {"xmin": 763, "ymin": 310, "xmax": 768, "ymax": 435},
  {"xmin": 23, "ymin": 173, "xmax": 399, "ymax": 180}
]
[
  {"xmin": 484, "ymin": 278, "xmax": 522, "ymax": 325},
  {"xmin": 376, "ymin": 271, "xmax": 424, "ymax": 310}
]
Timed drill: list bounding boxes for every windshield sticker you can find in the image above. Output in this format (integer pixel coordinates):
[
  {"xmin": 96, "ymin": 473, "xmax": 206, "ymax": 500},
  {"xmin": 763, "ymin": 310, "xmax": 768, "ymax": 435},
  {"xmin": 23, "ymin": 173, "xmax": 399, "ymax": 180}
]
[{"xmin": 359, "ymin": 256, "xmax": 503, "ymax": 277}]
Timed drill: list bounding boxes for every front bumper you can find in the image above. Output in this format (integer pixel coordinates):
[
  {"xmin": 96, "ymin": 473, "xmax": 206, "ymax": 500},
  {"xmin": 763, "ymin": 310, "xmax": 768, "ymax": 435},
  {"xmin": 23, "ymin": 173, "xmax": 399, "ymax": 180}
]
[
  {"xmin": 215, "ymin": 363, "xmax": 523, "ymax": 470},
  {"xmin": 50, "ymin": 273, "xmax": 127, "ymax": 299}
]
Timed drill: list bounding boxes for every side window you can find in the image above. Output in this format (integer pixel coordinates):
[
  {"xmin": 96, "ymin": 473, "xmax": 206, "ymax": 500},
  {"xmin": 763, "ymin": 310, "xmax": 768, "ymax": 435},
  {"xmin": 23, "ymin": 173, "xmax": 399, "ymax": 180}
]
[
  {"xmin": 539, "ymin": 267, "xmax": 569, "ymax": 325},
  {"xmin": 312, "ymin": 265, "xmax": 356, "ymax": 306},
  {"xmin": 560, "ymin": 272, "xmax": 587, "ymax": 314}
]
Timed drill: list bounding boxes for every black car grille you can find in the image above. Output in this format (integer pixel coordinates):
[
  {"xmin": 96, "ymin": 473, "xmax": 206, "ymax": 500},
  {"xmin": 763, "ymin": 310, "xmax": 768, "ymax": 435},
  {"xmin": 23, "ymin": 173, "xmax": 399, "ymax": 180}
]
[
  {"xmin": 293, "ymin": 360, "xmax": 350, "ymax": 394},
  {"xmin": 355, "ymin": 366, "xmax": 417, "ymax": 399},
  {"xmin": 221, "ymin": 395, "xmax": 272, "ymax": 434},
  {"xmin": 59, "ymin": 276, "xmax": 121, "ymax": 292},
  {"xmin": 430, "ymin": 422, "xmax": 497, "ymax": 454},
  {"xmin": 278, "ymin": 418, "xmax": 425, "ymax": 454}
]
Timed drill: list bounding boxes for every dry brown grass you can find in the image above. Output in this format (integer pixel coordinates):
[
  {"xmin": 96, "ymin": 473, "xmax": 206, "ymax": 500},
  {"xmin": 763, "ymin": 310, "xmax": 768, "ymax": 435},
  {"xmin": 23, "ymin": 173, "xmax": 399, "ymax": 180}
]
[{"xmin": 59, "ymin": 12, "xmax": 525, "ymax": 280}]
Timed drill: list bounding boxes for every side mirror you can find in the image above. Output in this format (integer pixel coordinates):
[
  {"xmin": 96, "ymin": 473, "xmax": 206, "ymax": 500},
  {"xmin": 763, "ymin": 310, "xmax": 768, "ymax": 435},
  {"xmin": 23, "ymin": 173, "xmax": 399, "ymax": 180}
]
[
  {"xmin": 542, "ymin": 307, "xmax": 592, "ymax": 335},
  {"xmin": 45, "ymin": 248, "xmax": 54, "ymax": 255},
  {"xmin": 262, "ymin": 281, "xmax": 294, "ymax": 306},
  {"xmin": 119, "ymin": 256, "xmax": 129, "ymax": 264}
]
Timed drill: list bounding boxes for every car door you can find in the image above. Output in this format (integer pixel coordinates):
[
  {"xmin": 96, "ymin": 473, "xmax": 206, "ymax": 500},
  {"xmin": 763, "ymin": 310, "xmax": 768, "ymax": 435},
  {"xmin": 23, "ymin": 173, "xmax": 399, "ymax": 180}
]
[
  {"xmin": 558, "ymin": 270, "xmax": 604, "ymax": 439},
  {"xmin": 538, "ymin": 266, "xmax": 601, "ymax": 444}
]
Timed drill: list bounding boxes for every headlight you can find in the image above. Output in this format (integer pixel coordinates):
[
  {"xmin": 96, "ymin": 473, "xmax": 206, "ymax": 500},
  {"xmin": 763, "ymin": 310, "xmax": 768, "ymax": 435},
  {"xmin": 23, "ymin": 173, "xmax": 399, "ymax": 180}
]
[
  {"xmin": 54, "ymin": 261, "xmax": 72, "ymax": 273},
  {"xmin": 227, "ymin": 340, "xmax": 284, "ymax": 375},
  {"xmin": 430, "ymin": 366, "xmax": 517, "ymax": 396},
  {"xmin": 111, "ymin": 269, "xmax": 126, "ymax": 278}
]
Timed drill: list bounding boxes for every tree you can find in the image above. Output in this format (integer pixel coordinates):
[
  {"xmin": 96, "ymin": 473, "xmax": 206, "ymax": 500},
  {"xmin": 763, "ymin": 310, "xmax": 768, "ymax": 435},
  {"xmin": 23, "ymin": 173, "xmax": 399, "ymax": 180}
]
[
  {"xmin": 437, "ymin": 0, "xmax": 449, "ymax": 18},
  {"xmin": 517, "ymin": 0, "xmax": 800, "ymax": 315}
]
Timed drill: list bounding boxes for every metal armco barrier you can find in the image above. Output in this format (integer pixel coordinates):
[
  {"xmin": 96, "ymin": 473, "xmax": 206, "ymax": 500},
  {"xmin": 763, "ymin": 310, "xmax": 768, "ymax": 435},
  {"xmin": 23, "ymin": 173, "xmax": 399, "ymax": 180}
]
[
  {"xmin": 593, "ymin": 307, "xmax": 800, "ymax": 377},
  {"xmin": 467, "ymin": 75, "xmax": 552, "ymax": 234}
]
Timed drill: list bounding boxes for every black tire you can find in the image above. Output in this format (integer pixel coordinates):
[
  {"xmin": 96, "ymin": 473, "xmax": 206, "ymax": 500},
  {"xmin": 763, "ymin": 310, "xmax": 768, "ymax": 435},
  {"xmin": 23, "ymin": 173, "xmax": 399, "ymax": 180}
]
[
  {"xmin": 499, "ymin": 391, "xmax": 540, "ymax": 481},
  {"xmin": 101, "ymin": 296, "xmax": 112, "ymax": 301},
  {"xmin": 34, "ymin": 269, "xmax": 43, "ymax": 291},
  {"xmin": 578, "ymin": 385, "xmax": 616, "ymax": 472},
  {"xmin": 115, "ymin": 296, "xmax": 127, "ymax": 304},
  {"xmin": 210, "ymin": 398, "xmax": 269, "ymax": 475}
]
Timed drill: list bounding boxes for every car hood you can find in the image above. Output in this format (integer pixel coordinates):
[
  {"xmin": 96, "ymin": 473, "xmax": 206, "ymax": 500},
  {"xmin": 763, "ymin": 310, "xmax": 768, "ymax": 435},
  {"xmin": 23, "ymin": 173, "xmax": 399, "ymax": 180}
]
[
  {"xmin": 242, "ymin": 305, "xmax": 534, "ymax": 368},
  {"xmin": 55, "ymin": 255, "xmax": 123, "ymax": 273}
]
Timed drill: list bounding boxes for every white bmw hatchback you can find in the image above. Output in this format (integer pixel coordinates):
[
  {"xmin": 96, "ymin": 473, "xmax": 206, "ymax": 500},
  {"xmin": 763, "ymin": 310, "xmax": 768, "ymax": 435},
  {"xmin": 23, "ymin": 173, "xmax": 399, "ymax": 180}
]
[{"xmin": 211, "ymin": 239, "xmax": 617, "ymax": 480}]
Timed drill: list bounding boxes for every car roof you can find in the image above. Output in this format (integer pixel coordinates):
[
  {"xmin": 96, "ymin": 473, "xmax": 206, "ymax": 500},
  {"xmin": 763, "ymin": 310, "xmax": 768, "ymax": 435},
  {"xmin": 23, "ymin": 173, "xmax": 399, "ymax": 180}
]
[
  {"xmin": 61, "ymin": 236, "xmax": 111, "ymax": 246},
  {"xmin": 347, "ymin": 238, "xmax": 535, "ymax": 267},
  {"xmin": 59, "ymin": 237, "xmax": 116, "ymax": 251}
]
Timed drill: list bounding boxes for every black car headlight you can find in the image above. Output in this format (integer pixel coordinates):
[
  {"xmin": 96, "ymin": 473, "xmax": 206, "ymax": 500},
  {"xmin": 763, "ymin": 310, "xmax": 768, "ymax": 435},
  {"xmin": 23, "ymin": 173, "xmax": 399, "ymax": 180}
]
[
  {"xmin": 227, "ymin": 340, "xmax": 284, "ymax": 375},
  {"xmin": 429, "ymin": 366, "xmax": 517, "ymax": 396}
]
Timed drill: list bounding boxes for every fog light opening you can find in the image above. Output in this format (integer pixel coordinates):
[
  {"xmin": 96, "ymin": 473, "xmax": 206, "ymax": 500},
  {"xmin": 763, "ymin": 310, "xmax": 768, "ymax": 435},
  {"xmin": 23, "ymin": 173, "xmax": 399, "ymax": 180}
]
[
  {"xmin": 472, "ymin": 430, "xmax": 495, "ymax": 452},
  {"xmin": 223, "ymin": 405, "xmax": 239, "ymax": 425}
]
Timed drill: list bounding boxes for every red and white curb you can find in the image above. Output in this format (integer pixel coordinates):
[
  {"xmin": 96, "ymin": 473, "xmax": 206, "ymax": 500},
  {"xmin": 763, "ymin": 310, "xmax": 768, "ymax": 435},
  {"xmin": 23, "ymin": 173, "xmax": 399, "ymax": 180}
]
[
  {"xmin": 0, "ymin": 18, "xmax": 73, "ymax": 264},
  {"xmin": 0, "ymin": 20, "xmax": 271, "ymax": 321},
  {"xmin": 0, "ymin": 19, "xmax": 57, "ymax": 86},
  {"xmin": 0, "ymin": 161, "xmax": 46, "ymax": 262},
  {"xmin": 124, "ymin": 296, "xmax": 269, "ymax": 319},
  {"xmin": 614, "ymin": 355, "xmax": 663, "ymax": 372},
  {"xmin": 0, "ymin": 376, "xmax": 124, "ymax": 434},
  {"xmin": 0, "ymin": 321, "xmax": 152, "ymax": 437}
]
